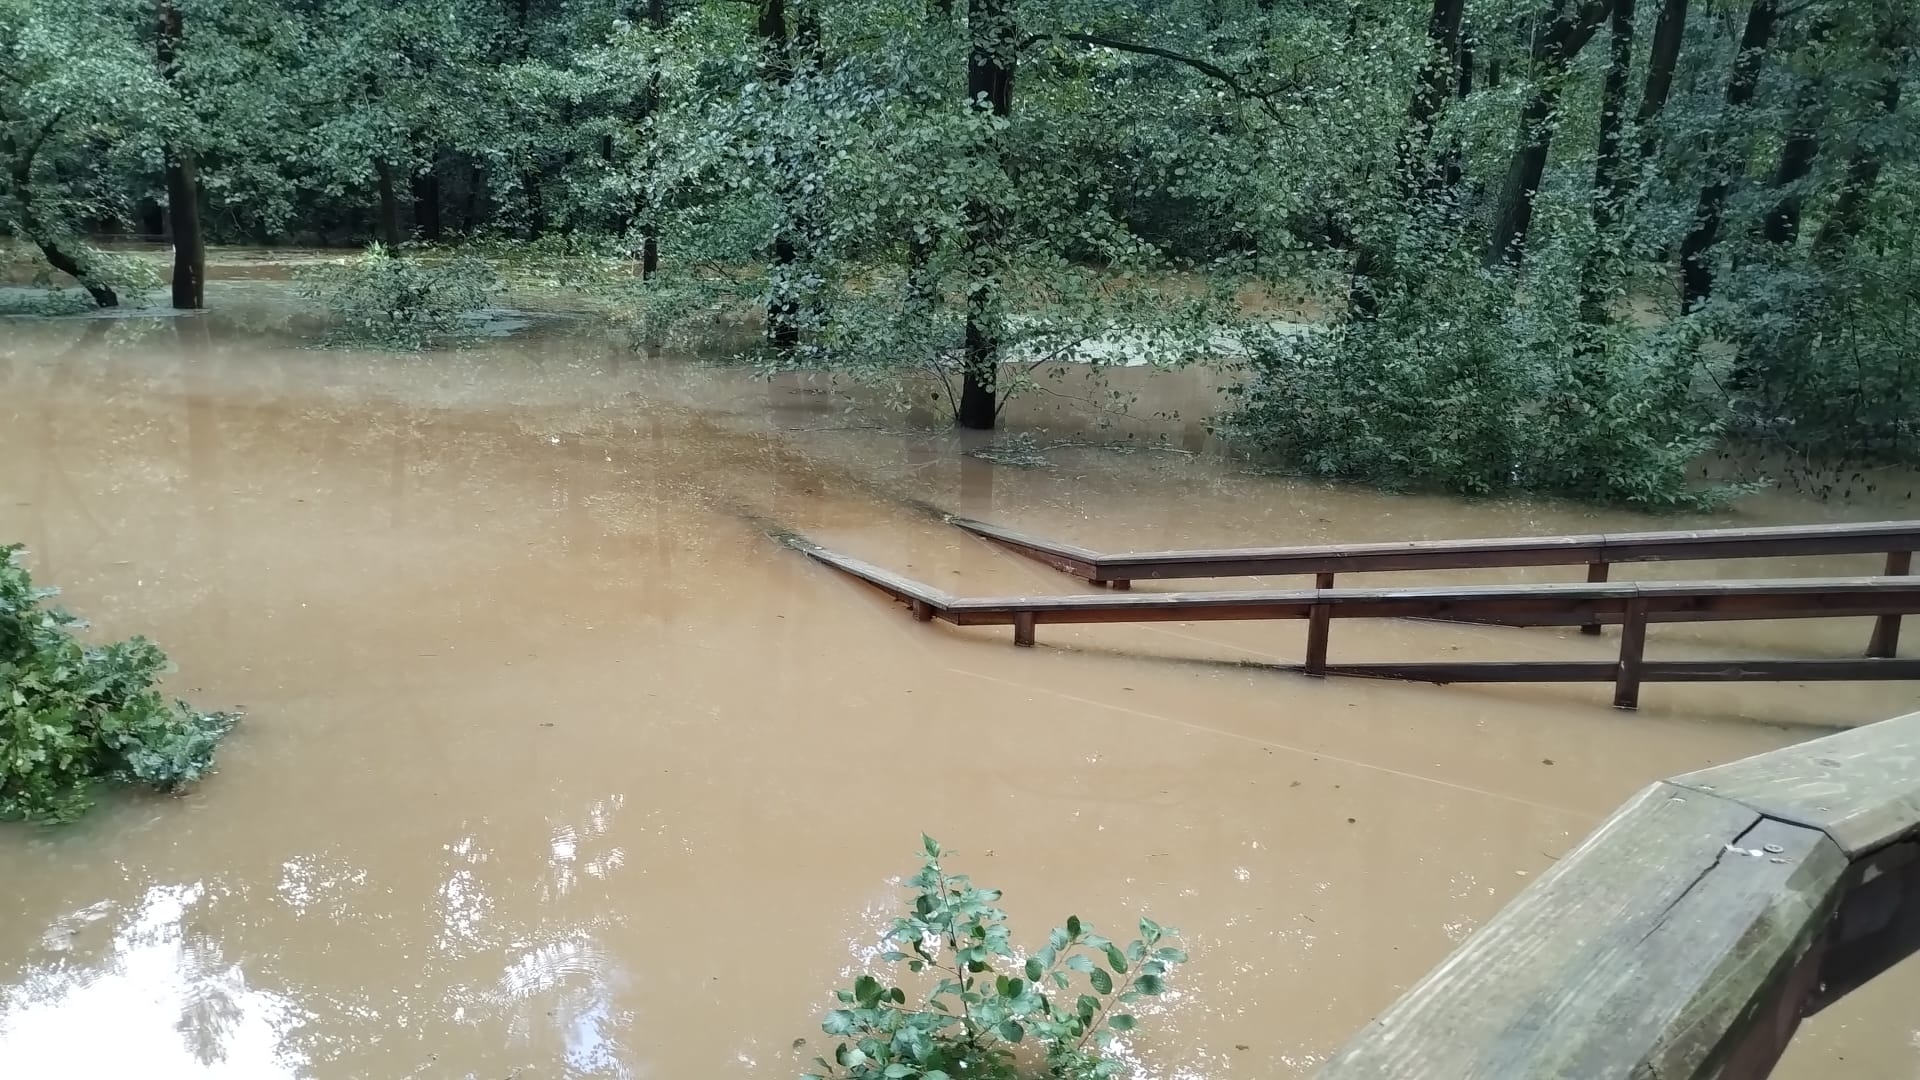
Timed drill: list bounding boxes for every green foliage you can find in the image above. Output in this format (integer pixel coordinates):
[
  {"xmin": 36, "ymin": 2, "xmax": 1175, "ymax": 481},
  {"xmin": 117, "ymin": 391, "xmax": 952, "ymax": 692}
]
[
  {"xmin": 1225, "ymin": 251, "xmax": 1737, "ymax": 510},
  {"xmin": 299, "ymin": 243, "xmax": 500, "ymax": 348},
  {"xmin": 804, "ymin": 837, "xmax": 1184, "ymax": 1080},
  {"xmin": 0, "ymin": 545, "xmax": 238, "ymax": 823}
]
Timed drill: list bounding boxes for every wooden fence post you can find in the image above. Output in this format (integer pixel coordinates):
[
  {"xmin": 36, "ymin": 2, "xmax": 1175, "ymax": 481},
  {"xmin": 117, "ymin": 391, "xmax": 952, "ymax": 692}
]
[
  {"xmin": 1614, "ymin": 596, "xmax": 1649, "ymax": 709},
  {"xmin": 1306, "ymin": 603, "xmax": 1332, "ymax": 676},
  {"xmin": 911, "ymin": 599, "xmax": 933, "ymax": 622},
  {"xmin": 1582, "ymin": 561, "xmax": 1609, "ymax": 635},
  {"xmin": 1316, "ymin": 572, "xmax": 1336, "ymax": 589},
  {"xmin": 1869, "ymin": 551, "xmax": 1911, "ymax": 658},
  {"xmin": 1013, "ymin": 611, "xmax": 1035, "ymax": 647}
]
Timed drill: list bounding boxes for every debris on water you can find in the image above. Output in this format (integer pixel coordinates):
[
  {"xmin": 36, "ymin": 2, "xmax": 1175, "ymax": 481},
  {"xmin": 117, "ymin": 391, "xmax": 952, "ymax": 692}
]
[
  {"xmin": 965, "ymin": 433, "xmax": 1051, "ymax": 468},
  {"xmin": 1763, "ymin": 843, "xmax": 1785, "ymax": 854}
]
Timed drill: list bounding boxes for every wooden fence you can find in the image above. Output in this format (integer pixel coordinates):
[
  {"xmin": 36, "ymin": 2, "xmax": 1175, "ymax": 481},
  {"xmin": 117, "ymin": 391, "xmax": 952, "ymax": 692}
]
[
  {"xmin": 950, "ymin": 516, "xmax": 1920, "ymax": 654},
  {"xmin": 783, "ymin": 535, "xmax": 1920, "ymax": 708},
  {"xmin": 1316, "ymin": 707, "xmax": 1920, "ymax": 1079}
]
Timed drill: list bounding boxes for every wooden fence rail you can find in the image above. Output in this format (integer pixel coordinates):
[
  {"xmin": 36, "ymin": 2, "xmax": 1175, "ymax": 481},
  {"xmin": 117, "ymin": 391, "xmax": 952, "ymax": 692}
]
[
  {"xmin": 783, "ymin": 535, "xmax": 1920, "ymax": 708},
  {"xmin": 950, "ymin": 516, "xmax": 1920, "ymax": 654},
  {"xmin": 1316, "ymin": 708, "xmax": 1920, "ymax": 1079}
]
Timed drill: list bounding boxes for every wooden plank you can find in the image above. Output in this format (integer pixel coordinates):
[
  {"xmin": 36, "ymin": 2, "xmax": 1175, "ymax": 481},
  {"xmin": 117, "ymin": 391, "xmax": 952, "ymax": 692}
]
[
  {"xmin": 1616, "ymin": 598, "xmax": 1649, "ymax": 709},
  {"xmin": 1305, "ymin": 603, "xmax": 1331, "ymax": 676},
  {"xmin": 1316, "ymin": 659, "xmax": 1920, "ymax": 684},
  {"xmin": 1582, "ymin": 561, "xmax": 1608, "ymax": 635},
  {"xmin": 1869, "ymin": 549, "xmax": 1911, "ymax": 657},
  {"xmin": 782, "ymin": 536, "xmax": 955, "ymax": 612},
  {"xmin": 1319, "ymin": 784, "xmax": 1848, "ymax": 1079},
  {"xmin": 1670, "ymin": 709, "xmax": 1920, "ymax": 857},
  {"xmin": 947, "ymin": 515, "xmax": 1920, "ymax": 581}
]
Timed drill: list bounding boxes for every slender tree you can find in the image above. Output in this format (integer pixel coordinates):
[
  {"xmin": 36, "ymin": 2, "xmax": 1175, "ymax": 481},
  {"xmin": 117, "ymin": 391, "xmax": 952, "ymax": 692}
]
[
  {"xmin": 156, "ymin": 0, "xmax": 204, "ymax": 309},
  {"xmin": 1484, "ymin": 0, "xmax": 1609, "ymax": 267},
  {"xmin": 957, "ymin": 0, "xmax": 1015, "ymax": 429},
  {"xmin": 1678, "ymin": 0, "xmax": 1777, "ymax": 311}
]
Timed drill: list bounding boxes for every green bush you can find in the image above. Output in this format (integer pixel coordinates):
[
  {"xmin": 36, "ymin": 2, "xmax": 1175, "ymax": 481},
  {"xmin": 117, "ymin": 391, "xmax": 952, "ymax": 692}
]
[
  {"xmin": 298, "ymin": 242, "xmax": 500, "ymax": 348},
  {"xmin": 1223, "ymin": 253, "xmax": 1737, "ymax": 511},
  {"xmin": 1, "ymin": 545, "xmax": 237, "ymax": 822},
  {"xmin": 803, "ymin": 837, "xmax": 1185, "ymax": 1080}
]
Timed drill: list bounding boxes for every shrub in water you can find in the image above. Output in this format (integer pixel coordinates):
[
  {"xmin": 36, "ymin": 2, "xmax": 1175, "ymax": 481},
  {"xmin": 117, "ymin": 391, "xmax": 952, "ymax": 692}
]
[
  {"xmin": 299, "ymin": 242, "xmax": 500, "ymax": 348},
  {"xmin": 0, "ymin": 545, "xmax": 237, "ymax": 822},
  {"xmin": 1224, "ymin": 250, "xmax": 1737, "ymax": 511},
  {"xmin": 803, "ymin": 837, "xmax": 1185, "ymax": 1080}
]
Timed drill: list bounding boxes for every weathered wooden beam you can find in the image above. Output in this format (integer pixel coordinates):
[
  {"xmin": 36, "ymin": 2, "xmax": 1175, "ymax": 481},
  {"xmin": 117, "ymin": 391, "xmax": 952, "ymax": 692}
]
[
  {"xmin": 1316, "ymin": 782, "xmax": 1849, "ymax": 1079},
  {"xmin": 1668, "ymin": 709, "xmax": 1920, "ymax": 857},
  {"xmin": 1316, "ymin": 658, "xmax": 1920, "ymax": 684},
  {"xmin": 946, "ymin": 515, "xmax": 1920, "ymax": 583},
  {"xmin": 1320, "ymin": 710, "xmax": 1920, "ymax": 1080},
  {"xmin": 1868, "ymin": 550, "xmax": 1911, "ymax": 657}
]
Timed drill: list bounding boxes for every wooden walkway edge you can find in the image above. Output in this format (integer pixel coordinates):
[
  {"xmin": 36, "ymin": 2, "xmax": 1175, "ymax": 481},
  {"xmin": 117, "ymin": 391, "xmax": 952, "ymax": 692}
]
[
  {"xmin": 782, "ymin": 534, "xmax": 1920, "ymax": 708},
  {"xmin": 1316, "ymin": 708, "xmax": 1920, "ymax": 1079}
]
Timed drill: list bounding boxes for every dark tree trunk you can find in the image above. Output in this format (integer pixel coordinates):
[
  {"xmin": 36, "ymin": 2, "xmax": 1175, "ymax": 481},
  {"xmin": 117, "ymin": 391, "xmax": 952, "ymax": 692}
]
[
  {"xmin": 412, "ymin": 167, "xmax": 442, "ymax": 241},
  {"xmin": 520, "ymin": 169, "xmax": 547, "ymax": 237},
  {"xmin": 1581, "ymin": 0, "xmax": 1635, "ymax": 324},
  {"xmin": 1678, "ymin": 0, "xmax": 1775, "ymax": 312},
  {"xmin": 375, "ymin": 160, "xmax": 403, "ymax": 247},
  {"xmin": 1814, "ymin": 22, "xmax": 1906, "ymax": 258},
  {"xmin": 958, "ymin": 0, "xmax": 1016, "ymax": 430},
  {"xmin": 638, "ymin": 0, "xmax": 667, "ymax": 277},
  {"xmin": 1484, "ymin": 0, "xmax": 1610, "ymax": 267},
  {"xmin": 5, "ymin": 118, "xmax": 118, "ymax": 306},
  {"xmin": 156, "ymin": 0, "xmax": 203, "ymax": 309},
  {"xmin": 1761, "ymin": 95, "xmax": 1820, "ymax": 245},
  {"xmin": 1634, "ymin": 0, "xmax": 1689, "ymax": 164},
  {"xmin": 1349, "ymin": 0, "xmax": 1467, "ymax": 317},
  {"xmin": 758, "ymin": 0, "xmax": 802, "ymax": 353},
  {"xmin": 465, "ymin": 162, "xmax": 486, "ymax": 233}
]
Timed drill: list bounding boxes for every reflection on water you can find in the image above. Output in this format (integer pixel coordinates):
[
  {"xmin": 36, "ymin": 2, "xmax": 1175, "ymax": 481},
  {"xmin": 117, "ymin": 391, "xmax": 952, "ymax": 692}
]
[
  {"xmin": 0, "ymin": 884, "xmax": 308, "ymax": 1077},
  {"xmin": 2, "ymin": 300, "xmax": 1918, "ymax": 1077}
]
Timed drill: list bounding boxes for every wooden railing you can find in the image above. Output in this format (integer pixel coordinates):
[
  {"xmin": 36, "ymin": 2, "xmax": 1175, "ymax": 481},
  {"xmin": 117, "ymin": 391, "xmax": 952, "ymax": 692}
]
[
  {"xmin": 783, "ymin": 535, "xmax": 1920, "ymax": 708},
  {"xmin": 950, "ymin": 516, "xmax": 1920, "ymax": 655},
  {"xmin": 1316, "ymin": 708, "xmax": 1920, "ymax": 1079}
]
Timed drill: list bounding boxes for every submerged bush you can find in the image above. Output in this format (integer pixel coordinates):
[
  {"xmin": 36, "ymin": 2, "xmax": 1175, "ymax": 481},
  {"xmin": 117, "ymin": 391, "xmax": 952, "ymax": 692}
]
[
  {"xmin": 0, "ymin": 545, "xmax": 237, "ymax": 822},
  {"xmin": 299, "ymin": 242, "xmax": 500, "ymax": 348},
  {"xmin": 803, "ymin": 837, "xmax": 1185, "ymax": 1080},
  {"xmin": 1223, "ymin": 254, "xmax": 1737, "ymax": 511}
]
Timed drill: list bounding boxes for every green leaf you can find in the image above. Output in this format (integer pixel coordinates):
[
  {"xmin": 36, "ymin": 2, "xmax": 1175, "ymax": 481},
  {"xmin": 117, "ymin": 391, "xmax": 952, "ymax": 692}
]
[
  {"xmin": 884, "ymin": 1066, "xmax": 914, "ymax": 1078},
  {"xmin": 1139, "ymin": 917, "xmax": 1162, "ymax": 944},
  {"xmin": 1104, "ymin": 944, "xmax": 1128, "ymax": 973},
  {"xmin": 1089, "ymin": 968, "xmax": 1113, "ymax": 994},
  {"xmin": 1024, "ymin": 956, "xmax": 1044, "ymax": 981},
  {"xmin": 1066, "ymin": 915, "xmax": 1083, "ymax": 938},
  {"xmin": 855, "ymin": 975, "xmax": 883, "ymax": 1006},
  {"xmin": 1135, "ymin": 973, "xmax": 1165, "ymax": 995},
  {"xmin": 923, "ymin": 834, "xmax": 941, "ymax": 857},
  {"xmin": 995, "ymin": 1020, "xmax": 1024, "ymax": 1043},
  {"xmin": 823, "ymin": 1010, "xmax": 858, "ymax": 1036},
  {"xmin": 1109, "ymin": 1014, "xmax": 1136, "ymax": 1032}
]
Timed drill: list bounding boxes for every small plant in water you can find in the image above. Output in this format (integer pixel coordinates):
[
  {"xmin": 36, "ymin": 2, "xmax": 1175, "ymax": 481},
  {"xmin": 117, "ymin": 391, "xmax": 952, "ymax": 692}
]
[
  {"xmin": 298, "ymin": 243, "xmax": 500, "ymax": 348},
  {"xmin": 1, "ymin": 545, "xmax": 238, "ymax": 822},
  {"xmin": 804, "ymin": 837, "xmax": 1185, "ymax": 1080}
]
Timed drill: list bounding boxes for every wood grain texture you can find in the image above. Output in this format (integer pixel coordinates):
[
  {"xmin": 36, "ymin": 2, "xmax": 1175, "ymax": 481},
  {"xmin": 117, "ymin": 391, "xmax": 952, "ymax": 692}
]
[
  {"xmin": 946, "ymin": 515, "xmax": 1920, "ymax": 582},
  {"xmin": 1671, "ymin": 710, "xmax": 1920, "ymax": 857},
  {"xmin": 1318, "ymin": 785, "xmax": 1847, "ymax": 1079}
]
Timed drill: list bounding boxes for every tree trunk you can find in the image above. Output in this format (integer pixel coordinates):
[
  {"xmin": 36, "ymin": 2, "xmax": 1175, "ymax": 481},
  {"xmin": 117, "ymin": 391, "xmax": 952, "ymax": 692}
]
[
  {"xmin": 1813, "ymin": 22, "xmax": 1906, "ymax": 258},
  {"xmin": 412, "ymin": 167, "xmax": 442, "ymax": 241},
  {"xmin": 5, "ymin": 119, "xmax": 118, "ymax": 306},
  {"xmin": 1581, "ymin": 0, "xmax": 1635, "ymax": 324},
  {"xmin": 156, "ymin": 0, "xmax": 204, "ymax": 309},
  {"xmin": 1634, "ymin": 0, "xmax": 1689, "ymax": 164},
  {"xmin": 165, "ymin": 153, "xmax": 206, "ymax": 309},
  {"xmin": 375, "ymin": 160, "xmax": 403, "ymax": 247},
  {"xmin": 1349, "ymin": 0, "xmax": 1466, "ymax": 317},
  {"xmin": 1760, "ymin": 93, "xmax": 1820, "ymax": 246},
  {"xmin": 1678, "ymin": 0, "xmax": 1775, "ymax": 312},
  {"xmin": 1484, "ymin": 0, "xmax": 1610, "ymax": 267},
  {"xmin": 958, "ymin": 0, "xmax": 1016, "ymax": 430},
  {"xmin": 639, "ymin": 0, "xmax": 667, "ymax": 278},
  {"xmin": 759, "ymin": 0, "xmax": 801, "ymax": 353}
]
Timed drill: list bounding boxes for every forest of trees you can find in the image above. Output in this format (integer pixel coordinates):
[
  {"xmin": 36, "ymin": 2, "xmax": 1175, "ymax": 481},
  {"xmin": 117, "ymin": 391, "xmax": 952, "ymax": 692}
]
[{"xmin": 2, "ymin": 0, "xmax": 1915, "ymax": 506}]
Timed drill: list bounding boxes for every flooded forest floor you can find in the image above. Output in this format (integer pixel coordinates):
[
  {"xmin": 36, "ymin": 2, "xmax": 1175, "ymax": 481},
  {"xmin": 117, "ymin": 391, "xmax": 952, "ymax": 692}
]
[{"xmin": 2, "ymin": 266, "xmax": 1918, "ymax": 1078}]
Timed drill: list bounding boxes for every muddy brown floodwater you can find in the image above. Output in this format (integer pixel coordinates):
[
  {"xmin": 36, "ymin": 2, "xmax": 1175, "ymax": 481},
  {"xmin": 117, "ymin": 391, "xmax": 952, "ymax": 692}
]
[{"xmin": 2, "ymin": 302, "xmax": 1918, "ymax": 1079}]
